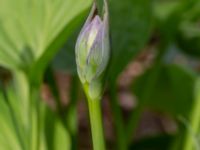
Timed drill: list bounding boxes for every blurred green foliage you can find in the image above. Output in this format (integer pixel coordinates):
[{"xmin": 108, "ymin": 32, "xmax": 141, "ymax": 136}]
[{"xmin": 0, "ymin": 0, "xmax": 200, "ymax": 149}]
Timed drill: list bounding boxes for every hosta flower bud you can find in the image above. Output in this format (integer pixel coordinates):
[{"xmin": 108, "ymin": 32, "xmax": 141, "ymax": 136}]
[{"xmin": 75, "ymin": 0, "xmax": 110, "ymax": 99}]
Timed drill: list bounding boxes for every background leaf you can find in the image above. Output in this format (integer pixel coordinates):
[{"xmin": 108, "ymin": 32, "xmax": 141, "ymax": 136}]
[
  {"xmin": 176, "ymin": 0, "xmax": 200, "ymax": 57},
  {"xmin": 52, "ymin": 27, "xmax": 82, "ymax": 75},
  {"xmin": 108, "ymin": 0, "xmax": 153, "ymax": 80},
  {"xmin": 132, "ymin": 64, "xmax": 196, "ymax": 118}
]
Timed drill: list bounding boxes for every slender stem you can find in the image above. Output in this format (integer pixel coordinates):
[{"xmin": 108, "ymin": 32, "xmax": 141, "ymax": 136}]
[
  {"xmin": 88, "ymin": 97, "xmax": 106, "ymax": 150},
  {"xmin": 30, "ymin": 86, "xmax": 41, "ymax": 150},
  {"xmin": 110, "ymin": 82, "xmax": 127, "ymax": 150},
  {"xmin": 14, "ymin": 71, "xmax": 30, "ymax": 131},
  {"xmin": 183, "ymin": 78, "xmax": 200, "ymax": 150},
  {"xmin": 14, "ymin": 71, "xmax": 31, "ymax": 149},
  {"xmin": 84, "ymin": 84, "xmax": 106, "ymax": 150},
  {"xmin": 14, "ymin": 71, "xmax": 41, "ymax": 150}
]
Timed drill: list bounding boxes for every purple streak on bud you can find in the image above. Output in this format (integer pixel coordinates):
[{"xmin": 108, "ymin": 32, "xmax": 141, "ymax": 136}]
[{"xmin": 86, "ymin": 16, "xmax": 103, "ymax": 50}]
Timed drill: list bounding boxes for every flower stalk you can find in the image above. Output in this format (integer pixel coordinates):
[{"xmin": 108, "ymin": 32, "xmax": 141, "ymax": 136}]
[
  {"xmin": 75, "ymin": 0, "xmax": 110, "ymax": 149},
  {"xmin": 84, "ymin": 83, "xmax": 106, "ymax": 150}
]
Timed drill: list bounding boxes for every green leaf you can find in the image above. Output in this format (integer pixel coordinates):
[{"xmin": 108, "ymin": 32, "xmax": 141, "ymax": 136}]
[
  {"xmin": 176, "ymin": 1, "xmax": 200, "ymax": 57},
  {"xmin": 169, "ymin": 77, "xmax": 200, "ymax": 150},
  {"xmin": 153, "ymin": 0, "xmax": 200, "ymax": 53},
  {"xmin": 153, "ymin": 0, "xmax": 180, "ymax": 22},
  {"xmin": 52, "ymin": 27, "xmax": 82, "ymax": 74},
  {"xmin": 153, "ymin": 0, "xmax": 198, "ymax": 43},
  {"xmin": 0, "ymin": 0, "xmax": 92, "ymax": 75},
  {"xmin": 108, "ymin": 0, "xmax": 153, "ymax": 80},
  {"xmin": 132, "ymin": 64, "xmax": 196, "ymax": 118}
]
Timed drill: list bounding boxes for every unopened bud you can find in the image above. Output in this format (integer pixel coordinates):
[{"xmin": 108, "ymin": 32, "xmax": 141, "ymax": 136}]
[{"xmin": 75, "ymin": 0, "xmax": 110, "ymax": 99}]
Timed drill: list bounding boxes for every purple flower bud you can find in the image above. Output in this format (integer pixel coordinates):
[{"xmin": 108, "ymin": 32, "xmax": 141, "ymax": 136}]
[
  {"xmin": 76, "ymin": 0, "xmax": 110, "ymax": 84},
  {"xmin": 75, "ymin": 0, "xmax": 110, "ymax": 99}
]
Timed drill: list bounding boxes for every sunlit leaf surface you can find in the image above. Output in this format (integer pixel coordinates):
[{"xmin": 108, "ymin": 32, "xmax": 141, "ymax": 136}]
[{"xmin": 0, "ymin": 0, "xmax": 91, "ymax": 70}]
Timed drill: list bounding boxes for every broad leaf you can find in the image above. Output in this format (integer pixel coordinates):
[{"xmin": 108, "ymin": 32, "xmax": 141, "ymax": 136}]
[
  {"xmin": 0, "ymin": 0, "xmax": 91, "ymax": 74},
  {"xmin": 108, "ymin": 0, "xmax": 152, "ymax": 80},
  {"xmin": 52, "ymin": 28, "xmax": 81, "ymax": 74},
  {"xmin": 132, "ymin": 64, "xmax": 196, "ymax": 118}
]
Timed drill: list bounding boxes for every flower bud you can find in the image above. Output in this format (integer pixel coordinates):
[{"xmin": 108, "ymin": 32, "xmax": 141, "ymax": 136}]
[{"xmin": 75, "ymin": 0, "xmax": 110, "ymax": 99}]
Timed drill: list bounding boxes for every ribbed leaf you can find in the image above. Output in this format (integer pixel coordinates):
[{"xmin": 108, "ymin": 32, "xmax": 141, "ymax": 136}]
[{"xmin": 0, "ymin": 0, "xmax": 91, "ymax": 71}]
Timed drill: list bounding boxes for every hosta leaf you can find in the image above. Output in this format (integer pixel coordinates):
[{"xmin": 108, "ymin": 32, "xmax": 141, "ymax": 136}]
[
  {"xmin": 132, "ymin": 64, "xmax": 196, "ymax": 118},
  {"xmin": 108, "ymin": 0, "xmax": 152, "ymax": 80},
  {"xmin": 52, "ymin": 27, "xmax": 81, "ymax": 74},
  {"xmin": 0, "ymin": 0, "xmax": 92, "ymax": 72}
]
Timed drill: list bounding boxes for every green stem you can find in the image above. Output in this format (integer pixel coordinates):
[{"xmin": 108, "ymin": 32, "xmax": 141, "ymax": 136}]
[
  {"xmin": 14, "ymin": 71, "xmax": 31, "ymax": 149},
  {"xmin": 30, "ymin": 86, "xmax": 41, "ymax": 150},
  {"xmin": 88, "ymin": 97, "xmax": 106, "ymax": 150},
  {"xmin": 84, "ymin": 84, "xmax": 106, "ymax": 150},
  {"xmin": 14, "ymin": 71, "xmax": 30, "ymax": 132},
  {"xmin": 14, "ymin": 71, "xmax": 41, "ymax": 150},
  {"xmin": 110, "ymin": 82, "xmax": 127, "ymax": 150},
  {"xmin": 183, "ymin": 78, "xmax": 200, "ymax": 150}
]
